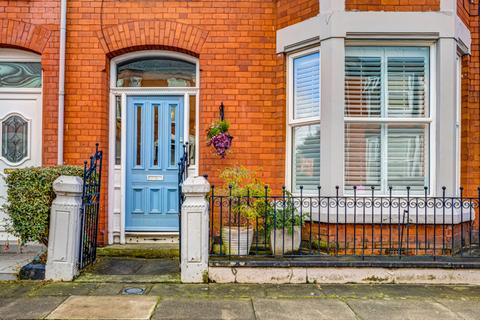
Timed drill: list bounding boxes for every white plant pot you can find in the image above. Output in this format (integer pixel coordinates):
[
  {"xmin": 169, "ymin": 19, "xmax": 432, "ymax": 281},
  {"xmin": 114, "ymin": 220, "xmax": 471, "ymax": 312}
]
[
  {"xmin": 270, "ymin": 227, "xmax": 302, "ymax": 256},
  {"xmin": 221, "ymin": 226, "xmax": 253, "ymax": 255}
]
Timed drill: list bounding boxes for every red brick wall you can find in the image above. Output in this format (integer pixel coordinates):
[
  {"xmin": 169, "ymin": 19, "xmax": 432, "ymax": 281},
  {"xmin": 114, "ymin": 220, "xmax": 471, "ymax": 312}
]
[
  {"xmin": 459, "ymin": 3, "xmax": 480, "ymax": 198},
  {"xmin": 0, "ymin": 0, "xmax": 60, "ymax": 166},
  {"xmin": 276, "ymin": 0, "xmax": 319, "ymax": 29},
  {"xmin": 346, "ymin": 0, "xmax": 440, "ymax": 11}
]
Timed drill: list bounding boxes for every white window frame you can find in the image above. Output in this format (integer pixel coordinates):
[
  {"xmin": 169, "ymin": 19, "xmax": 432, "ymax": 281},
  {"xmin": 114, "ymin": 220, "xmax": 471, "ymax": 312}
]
[
  {"xmin": 344, "ymin": 42, "xmax": 437, "ymax": 196},
  {"xmin": 285, "ymin": 46, "xmax": 321, "ymax": 193}
]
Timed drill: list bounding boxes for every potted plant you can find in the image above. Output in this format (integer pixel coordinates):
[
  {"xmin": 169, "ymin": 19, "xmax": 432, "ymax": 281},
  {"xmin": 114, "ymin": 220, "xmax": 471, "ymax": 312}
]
[
  {"xmin": 218, "ymin": 166, "xmax": 268, "ymax": 255},
  {"xmin": 207, "ymin": 120, "xmax": 233, "ymax": 158},
  {"xmin": 267, "ymin": 192, "xmax": 305, "ymax": 256}
]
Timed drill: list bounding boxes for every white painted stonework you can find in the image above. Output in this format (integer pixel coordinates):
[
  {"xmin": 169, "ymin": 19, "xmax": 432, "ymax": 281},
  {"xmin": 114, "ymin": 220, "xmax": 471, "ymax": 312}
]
[
  {"xmin": 209, "ymin": 267, "xmax": 480, "ymax": 285},
  {"xmin": 45, "ymin": 176, "xmax": 83, "ymax": 281},
  {"xmin": 180, "ymin": 176, "xmax": 210, "ymax": 283}
]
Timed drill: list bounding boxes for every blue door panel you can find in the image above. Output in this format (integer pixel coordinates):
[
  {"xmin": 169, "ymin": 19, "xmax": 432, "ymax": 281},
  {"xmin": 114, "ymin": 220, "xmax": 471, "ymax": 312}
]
[{"xmin": 126, "ymin": 96, "xmax": 183, "ymax": 231}]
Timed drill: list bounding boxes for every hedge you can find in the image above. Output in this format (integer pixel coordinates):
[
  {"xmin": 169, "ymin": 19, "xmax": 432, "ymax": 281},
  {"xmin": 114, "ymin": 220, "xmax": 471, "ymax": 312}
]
[{"xmin": 3, "ymin": 166, "xmax": 83, "ymax": 246}]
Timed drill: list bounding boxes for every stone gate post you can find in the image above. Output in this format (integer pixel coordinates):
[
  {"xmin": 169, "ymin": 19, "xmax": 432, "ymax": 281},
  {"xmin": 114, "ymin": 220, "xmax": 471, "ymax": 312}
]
[
  {"xmin": 45, "ymin": 175, "xmax": 83, "ymax": 281},
  {"xmin": 180, "ymin": 176, "xmax": 210, "ymax": 283}
]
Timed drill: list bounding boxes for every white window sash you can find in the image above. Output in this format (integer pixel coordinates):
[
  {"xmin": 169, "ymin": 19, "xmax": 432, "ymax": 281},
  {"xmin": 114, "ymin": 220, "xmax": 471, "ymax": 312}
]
[{"xmin": 344, "ymin": 45, "xmax": 434, "ymax": 196}]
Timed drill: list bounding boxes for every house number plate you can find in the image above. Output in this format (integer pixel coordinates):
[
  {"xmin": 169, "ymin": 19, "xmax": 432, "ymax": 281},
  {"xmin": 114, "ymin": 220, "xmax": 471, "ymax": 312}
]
[{"xmin": 147, "ymin": 175, "xmax": 164, "ymax": 181}]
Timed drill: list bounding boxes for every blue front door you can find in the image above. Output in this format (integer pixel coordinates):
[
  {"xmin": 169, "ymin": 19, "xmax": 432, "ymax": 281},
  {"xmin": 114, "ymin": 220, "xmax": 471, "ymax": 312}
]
[{"xmin": 126, "ymin": 96, "xmax": 184, "ymax": 231}]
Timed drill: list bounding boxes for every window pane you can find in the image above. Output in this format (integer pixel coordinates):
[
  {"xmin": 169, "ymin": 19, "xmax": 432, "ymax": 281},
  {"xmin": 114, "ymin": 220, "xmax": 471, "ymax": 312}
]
[
  {"xmin": 115, "ymin": 96, "xmax": 121, "ymax": 165},
  {"xmin": 293, "ymin": 52, "xmax": 320, "ymax": 119},
  {"xmin": 0, "ymin": 62, "xmax": 41, "ymax": 88},
  {"xmin": 293, "ymin": 124, "xmax": 320, "ymax": 191},
  {"xmin": 345, "ymin": 123, "xmax": 381, "ymax": 191},
  {"xmin": 188, "ymin": 95, "xmax": 196, "ymax": 165},
  {"xmin": 345, "ymin": 56, "xmax": 382, "ymax": 117},
  {"xmin": 117, "ymin": 58, "xmax": 196, "ymax": 88},
  {"xmin": 387, "ymin": 124, "xmax": 428, "ymax": 192},
  {"xmin": 2, "ymin": 115, "xmax": 28, "ymax": 163},
  {"xmin": 387, "ymin": 55, "xmax": 428, "ymax": 117}
]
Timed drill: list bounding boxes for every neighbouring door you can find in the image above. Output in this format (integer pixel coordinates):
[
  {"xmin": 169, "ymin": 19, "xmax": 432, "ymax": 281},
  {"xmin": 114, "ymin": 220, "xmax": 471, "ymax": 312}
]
[
  {"xmin": 0, "ymin": 94, "xmax": 43, "ymax": 240},
  {"xmin": 0, "ymin": 53, "xmax": 43, "ymax": 241},
  {"xmin": 126, "ymin": 96, "xmax": 184, "ymax": 232}
]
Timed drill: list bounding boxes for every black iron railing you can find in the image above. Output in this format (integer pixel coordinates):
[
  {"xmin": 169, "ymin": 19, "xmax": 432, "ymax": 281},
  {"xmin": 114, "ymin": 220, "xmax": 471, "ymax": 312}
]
[
  {"xmin": 178, "ymin": 143, "xmax": 189, "ymax": 260},
  {"xmin": 78, "ymin": 144, "xmax": 103, "ymax": 270},
  {"xmin": 209, "ymin": 185, "xmax": 480, "ymax": 264}
]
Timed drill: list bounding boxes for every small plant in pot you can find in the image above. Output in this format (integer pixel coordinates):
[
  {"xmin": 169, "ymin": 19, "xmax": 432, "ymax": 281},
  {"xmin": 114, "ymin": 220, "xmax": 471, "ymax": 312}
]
[
  {"xmin": 218, "ymin": 166, "xmax": 269, "ymax": 255},
  {"xmin": 267, "ymin": 191, "xmax": 305, "ymax": 256}
]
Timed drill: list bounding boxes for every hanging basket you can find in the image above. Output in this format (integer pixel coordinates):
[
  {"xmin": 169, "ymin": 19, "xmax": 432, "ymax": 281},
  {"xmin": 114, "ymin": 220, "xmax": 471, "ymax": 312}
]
[{"xmin": 207, "ymin": 120, "xmax": 233, "ymax": 158}]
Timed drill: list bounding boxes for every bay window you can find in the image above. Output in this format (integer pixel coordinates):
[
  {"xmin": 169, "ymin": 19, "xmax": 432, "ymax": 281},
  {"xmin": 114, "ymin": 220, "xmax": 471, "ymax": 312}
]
[
  {"xmin": 344, "ymin": 46, "xmax": 432, "ymax": 194},
  {"xmin": 288, "ymin": 49, "xmax": 320, "ymax": 192}
]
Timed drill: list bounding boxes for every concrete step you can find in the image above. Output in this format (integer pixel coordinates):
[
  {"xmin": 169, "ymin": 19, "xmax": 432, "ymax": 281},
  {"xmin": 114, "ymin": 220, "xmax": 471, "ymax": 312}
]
[{"xmin": 97, "ymin": 244, "xmax": 179, "ymax": 259}]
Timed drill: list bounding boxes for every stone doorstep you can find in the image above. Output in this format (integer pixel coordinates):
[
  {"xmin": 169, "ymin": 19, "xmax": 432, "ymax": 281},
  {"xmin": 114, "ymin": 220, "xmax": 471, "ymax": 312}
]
[{"xmin": 208, "ymin": 266, "xmax": 480, "ymax": 285}]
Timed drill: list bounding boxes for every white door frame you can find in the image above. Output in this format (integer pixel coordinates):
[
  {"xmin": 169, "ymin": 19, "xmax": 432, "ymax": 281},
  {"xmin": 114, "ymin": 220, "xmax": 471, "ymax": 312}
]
[{"xmin": 108, "ymin": 50, "xmax": 200, "ymax": 244}]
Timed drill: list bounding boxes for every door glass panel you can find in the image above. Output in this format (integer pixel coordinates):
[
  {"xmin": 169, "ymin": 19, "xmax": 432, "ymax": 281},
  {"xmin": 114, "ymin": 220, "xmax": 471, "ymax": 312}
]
[
  {"xmin": 136, "ymin": 105, "xmax": 142, "ymax": 166},
  {"xmin": 153, "ymin": 105, "xmax": 159, "ymax": 166},
  {"xmin": 2, "ymin": 115, "xmax": 28, "ymax": 163},
  {"xmin": 170, "ymin": 105, "xmax": 176, "ymax": 166},
  {"xmin": 0, "ymin": 62, "xmax": 41, "ymax": 88}
]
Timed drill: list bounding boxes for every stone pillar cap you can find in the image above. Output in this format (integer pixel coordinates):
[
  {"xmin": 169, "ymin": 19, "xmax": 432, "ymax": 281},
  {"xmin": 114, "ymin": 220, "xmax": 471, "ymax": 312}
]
[
  {"xmin": 182, "ymin": 176, "xmax": 210, "ymax": 194},
  {"xmin": 53, "ymin": 175, "xmax": 84, "ymax": 194}
]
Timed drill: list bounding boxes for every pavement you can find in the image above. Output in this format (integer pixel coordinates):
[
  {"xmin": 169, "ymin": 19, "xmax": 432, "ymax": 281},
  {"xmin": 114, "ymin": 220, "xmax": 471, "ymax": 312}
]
[
  {"xmin": 0, "ymin": 243, "xmax": 44, "ymax": 281},
  {"xmin": 1, "ymin": 282, "xmax": 480, "ymax": 319}
]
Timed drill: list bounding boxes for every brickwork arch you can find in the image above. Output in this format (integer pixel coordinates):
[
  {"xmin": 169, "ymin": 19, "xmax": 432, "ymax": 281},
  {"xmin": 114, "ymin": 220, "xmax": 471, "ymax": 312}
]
[
  {"xmin": 97, "ymin": 20, "xmax": 209, "ymax": 57},
  {"xmin": 0, "ymin": 19, "xmax": 51, "ymax": 54}
]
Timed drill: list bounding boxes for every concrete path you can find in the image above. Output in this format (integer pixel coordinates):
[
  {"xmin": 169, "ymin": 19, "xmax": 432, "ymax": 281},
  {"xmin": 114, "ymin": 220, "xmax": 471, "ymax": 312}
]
[
  {"xmin": 1, "ymin": 282, "xmax": 480, "ymax": 319},
  {"xmin": 0, "ymin": 242, "xmax": 44, "ymax": 280}
]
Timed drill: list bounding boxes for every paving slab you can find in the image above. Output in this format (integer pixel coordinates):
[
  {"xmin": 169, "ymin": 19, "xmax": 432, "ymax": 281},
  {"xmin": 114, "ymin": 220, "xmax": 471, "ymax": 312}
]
[
  {"xmin": 253, "ymin": 298, "xmax": 357, "ymax": 320},
  {"xmin": 152, "ymin": 298, "xmax": 255, "ymax": 320},
  {"xmin": 264, "ymin": 284, "xmax": 324, "ymax": 298},
  {"xmin": 208, "ymin": 283, "xmax": 267, "ymax": 298},
  {"xmin": 346, "ymin": 299, "xmax": 459, "ymax": 320},
  {"xmin": 29, "ymin": 282, "xmax": 98, "ymax": 296},
  {"xmin": 0, "ymin": 282, "xmax": 41, "ymax": 298},
  {"xmin": 46, "ymin": 295, "xmax": 158, "ymax": 320},
  {"xmin": 319, "ymin": 284, "xmax": 386, "ymax": 299},
  {"xmin": 435, "ymin": 299, "xmax": 480, "ymax": 320},
  {"xmin": 148, "ymin": 283, "xmax": 210, "ymax": 298},
  {"xmin": 0, "ymin": 297, "xmax": 66, "ymax": 320}
]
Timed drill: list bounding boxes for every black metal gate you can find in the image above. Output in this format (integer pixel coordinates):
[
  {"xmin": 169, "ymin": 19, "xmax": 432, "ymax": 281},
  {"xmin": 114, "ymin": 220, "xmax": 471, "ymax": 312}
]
[
  {"xmin": 78, "ymin": 144, "xmax": 103, "ymax": 270},
  {"xmin": 178, "ymin": 143, "xmax": 189, "ymax": 260}
]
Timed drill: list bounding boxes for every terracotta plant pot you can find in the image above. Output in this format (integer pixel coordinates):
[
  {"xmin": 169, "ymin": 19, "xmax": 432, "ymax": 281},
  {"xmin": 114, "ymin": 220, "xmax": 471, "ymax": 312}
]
[
  {"xmin": 270, "ymin": 227, "xmax": 302, "ymax": 256},
  {"xmin": 221, "ymin": 226, "xmax": 253, "ymax": 255}
]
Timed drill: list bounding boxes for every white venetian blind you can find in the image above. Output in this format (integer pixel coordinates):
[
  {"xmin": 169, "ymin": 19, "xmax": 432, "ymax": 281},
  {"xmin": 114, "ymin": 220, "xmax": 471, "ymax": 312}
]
[
  {"xmin": 345, "ymin": 56, "xmax": 382, "ymax": 117},
  {"xmin": 293, "ymin": 124, "xmax": 320, "ymax": 191},
  {"xmin": 293, "ymin": 52, "xmax": 320, "ymax": 119},
  {"xmin": 387, "ymin": 56, "xmax": 427, "ymax": 117},
  {"xmin": 344, "ymin": 47, "xmax": 430, "ymax": 194}
]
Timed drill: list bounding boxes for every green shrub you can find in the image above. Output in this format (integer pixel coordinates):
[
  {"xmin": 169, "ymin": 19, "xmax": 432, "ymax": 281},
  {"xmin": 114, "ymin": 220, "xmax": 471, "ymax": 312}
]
[{"xmin": 2, "ymin": 166, "xmax": 83, "ymax": 246}]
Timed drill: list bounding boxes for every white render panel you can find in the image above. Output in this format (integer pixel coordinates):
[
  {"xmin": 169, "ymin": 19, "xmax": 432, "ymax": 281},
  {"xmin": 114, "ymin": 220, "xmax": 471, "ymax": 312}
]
[
  {"xmin": 320, "ymin": 38, "xmax": 345, "ymax": 194},
  {"xmin": 436, "ymin": 38, "xmax": 457, "ymax": 195}
]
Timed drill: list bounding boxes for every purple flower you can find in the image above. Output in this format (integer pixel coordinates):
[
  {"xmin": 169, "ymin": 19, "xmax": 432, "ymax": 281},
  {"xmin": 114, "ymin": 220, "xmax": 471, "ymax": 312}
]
[{"xmin": 209, "ymin": 132, "xmax": 233, "ymax": 158}]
